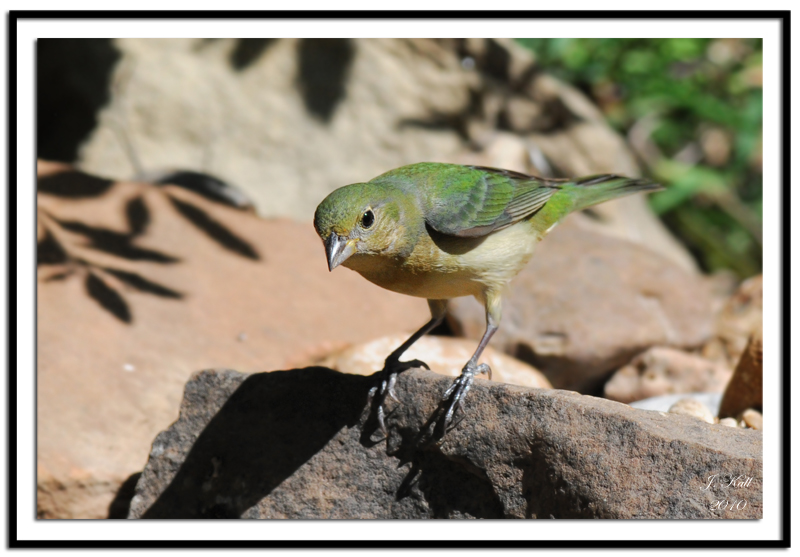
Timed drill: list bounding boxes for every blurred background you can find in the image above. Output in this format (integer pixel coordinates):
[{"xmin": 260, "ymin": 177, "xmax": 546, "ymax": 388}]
[
  {"xmin": 36, "ymin": 38, "xmax": 763, "ymax": 519},
  {"xmin": 519, "ymin": 38, "xmax": 763, "ymax": 279}
]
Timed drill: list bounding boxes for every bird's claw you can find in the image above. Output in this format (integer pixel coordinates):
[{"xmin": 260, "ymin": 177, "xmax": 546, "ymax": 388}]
[
  {"xmin": 368, "ymin": 357, "xmax": 431, "ymax": 436},
  {"xmin": 441, "ymin": 361, "xmax": 491, "ymax": 429}
]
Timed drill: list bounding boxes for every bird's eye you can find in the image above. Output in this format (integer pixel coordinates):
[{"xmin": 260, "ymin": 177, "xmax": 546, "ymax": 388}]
[{"xmin": 360, "ymin": 209, "xmax": 375, "ymax": 229}]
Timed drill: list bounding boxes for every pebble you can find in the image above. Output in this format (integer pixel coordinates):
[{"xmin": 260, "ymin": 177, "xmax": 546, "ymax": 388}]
[
  {"xmin": 739, "ymin": 408, "xmax": 763, "ymax": 430},
  {"xmin": 718, "ymin": 417, "xmax": 739, "ymax": 428},
  {"xmin": 668, "ymin": 398, "xmax": 715, "ymax": 424}
]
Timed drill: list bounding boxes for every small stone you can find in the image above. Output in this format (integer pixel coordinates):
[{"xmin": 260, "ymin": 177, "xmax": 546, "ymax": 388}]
[
  {"xmin": 739, "ymin": 408, "xmax": 763, "ymax": 430},
  {"xmin": 123, "ymin": 363, "xmax": 135, "ymax": 372},
  {"xmin": 668, "ymin": 398, "xmax": 715, "ymax": 424},
  {"xmin": 718, "ymin": 417, "xmax": 739, "ymax": 428}
]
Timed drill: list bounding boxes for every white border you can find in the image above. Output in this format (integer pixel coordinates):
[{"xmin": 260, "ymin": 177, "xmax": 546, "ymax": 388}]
[{"xmin": 11, "ymin": 12, "xmax": 785, "ymax": 546}]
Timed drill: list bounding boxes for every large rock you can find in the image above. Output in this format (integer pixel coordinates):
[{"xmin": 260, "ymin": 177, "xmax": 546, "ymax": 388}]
[
  {"xmin": 36, "ymin": 163, "xmax": 428, "ymax": 518},
  {"xmin": 129, "ymin": 367, "xmax": 762, "ymax": 519},
  {"xmin": 40, "ymin": 38, "xmax": 695, "ymax": 272},
  {"xmin": 311, "ymin": 333, "xmax": 552, "ymax": 390},
  {"xmin": 447, "ymin": 218, "xmax": 714, "ymax": 392}
]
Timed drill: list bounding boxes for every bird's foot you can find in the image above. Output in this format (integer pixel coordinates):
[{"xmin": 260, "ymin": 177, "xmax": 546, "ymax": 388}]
[
  {"xmin": 440, "ymin": 361, "xmax": 491, "ymax": 430},
  {"xmin": 367, "ymin": 357, "xmax": 430, "ymax": 436}
]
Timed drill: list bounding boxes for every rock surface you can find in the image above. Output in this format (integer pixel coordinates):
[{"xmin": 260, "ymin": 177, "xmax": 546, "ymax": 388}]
[
  {"xmin": 36, "ymin": 163, "xmax": 428, "ymax": 518},
  {"xmin": 129, "ymin": 367, "xmax": 762, "ymax": 519},
  {"xmin": 604, "ymin": 346, "xmax": 732, "ymax": 404},
  {"xmin": 310, "ymin": 334, "xmax": 552, "ymax": 390},
  {"xmin": 447, "ymin": 219, "xmax": 714, "ymax": 392}
]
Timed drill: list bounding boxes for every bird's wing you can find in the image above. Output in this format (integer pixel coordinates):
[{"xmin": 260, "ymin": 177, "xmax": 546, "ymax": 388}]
[{"xmin": 425, "ymin": 166, "xmax": 559, "ymax": 238}]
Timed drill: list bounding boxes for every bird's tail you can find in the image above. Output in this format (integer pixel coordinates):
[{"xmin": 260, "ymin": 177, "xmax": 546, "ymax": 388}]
[{"xmin": 560, "ymin": 174, "xmax": 663, "ymax": 213}]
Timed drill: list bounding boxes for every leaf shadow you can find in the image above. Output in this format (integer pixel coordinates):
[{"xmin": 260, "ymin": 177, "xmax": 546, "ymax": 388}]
[
  {"xmin": 296, "ymin": 39, "xmax": 355, "ymax": 123},
  {"xmin": 38, "ymin": 189, "xmax": 184, "ymax": 324},
  {"xmin": 37, "ymin": 170, "xmax": 115, "ymax": 198},
  {"xmin": 125, "ymin": 195, "xmax": 150, "ymax": 237},
  {"xmin": 104, "ymin": 267, "xmax": 183, "ymax": 299},
  {"xmin": 54, "ymin": 218, "xmax": 180, "ymax": 263},
  {"xmin": 85, "ymin": 272, "xmax": 131, "ymax": 323},
  {"xmin": 168, "ymin": 195, "xmax": 260, "ymax": 261}
]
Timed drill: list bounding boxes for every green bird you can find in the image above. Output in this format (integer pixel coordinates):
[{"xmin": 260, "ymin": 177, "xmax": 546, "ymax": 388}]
[{"xmin": 314, "ymin": 162, "xmax": 661, "ymax": 433}]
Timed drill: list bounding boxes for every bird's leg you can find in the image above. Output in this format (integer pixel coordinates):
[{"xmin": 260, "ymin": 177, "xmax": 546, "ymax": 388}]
[
  {"xmin": 369, "ymin": 299, "xmax": 448, "ymax": 435},
  {"xmin": 441, "ymin": 291, "xmax": 501, "ymax": 429}
]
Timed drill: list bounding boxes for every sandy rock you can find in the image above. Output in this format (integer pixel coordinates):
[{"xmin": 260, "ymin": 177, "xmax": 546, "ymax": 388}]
[
  {"xmin": 36, "ymin": 163, "xmax": 428, "ymax": 518},
  {"xmin": 604, "ymin": 347, "xmax": 732, "ymax": 404},
  {"xmin": 447, "ymin": 219, "xmax": 714, "ymax": 392},
  {"xmin": 314, "ymin": 334, "xmax": 552, "ymax": 390},
  {"xmin": 129, "ymin": 367, "xmax": 762, "ymax": 519},
  {"xmin": 668, "ymin": 398, "xmax": 715, "ymax": 424},
  {"xmin": 719, "ymin": 325, "xmax": 763, "ymax": 419}
]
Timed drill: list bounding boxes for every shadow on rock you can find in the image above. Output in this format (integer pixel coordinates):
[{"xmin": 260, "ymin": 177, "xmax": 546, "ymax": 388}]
[
  {"xmin": 108, "ymin": 472, "xmax": 142, "ymax": 519},
  {"xmin": 132, "ymin": 367, "xmax": 763, "ymax": 519},
  {"xmin": 141, "ymin": 368, "xmax": 372, "ymax": 518}
]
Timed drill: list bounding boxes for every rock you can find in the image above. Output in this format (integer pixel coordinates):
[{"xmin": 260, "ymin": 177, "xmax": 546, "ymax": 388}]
[
  {"xmin": 40, "ymin": 38, "xmax": 696, "ymax": 272},
  {"xmin": 719, "ymin": 417, "xmax": 739, "ymax": 428},
  {"xmin": 311, "ymin": 334, "xmax": 552, "ymax": 390},
  {"xmin": 36, "ymin": 163, "xmax": 428, "ymax": 518},
  {"xmin": 129, "ymin": 367, "xmax": 762, "ymax": 519},
  {"xmin": 739, "ymin": 409, "xmax": 763, "ymax": 431},
  {"xmin": 447, "ymin": 219, "xmax": 714, "ymax": 392},
  {"xmin": 708, "ymin": 275, "xmax": 762, "ymax": 368},
  {"xmin": 604, "ymin": 347, "xmax": 732, "ymax": 404},
  {"xmin": 718, "ymin": 326, "xmax": 763, "ymax": 419},
  {"xmin": 668, "ymin": 398, "xmax": 715, "ymax": 424}
]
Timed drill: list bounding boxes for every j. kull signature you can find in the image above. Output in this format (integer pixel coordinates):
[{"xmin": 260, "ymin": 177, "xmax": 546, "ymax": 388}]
[{"xmin": 704, "ymin": 474, "xmax": 755, "ymax": 490}]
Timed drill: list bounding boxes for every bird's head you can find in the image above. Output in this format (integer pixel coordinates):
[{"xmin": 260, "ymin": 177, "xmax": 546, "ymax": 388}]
[{"xmin": 314, "ymin": 182, "xmax": 408, "ymax": 271}]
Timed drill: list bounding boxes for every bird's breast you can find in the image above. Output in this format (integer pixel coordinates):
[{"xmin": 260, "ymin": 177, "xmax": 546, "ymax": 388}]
[{"xmin": 343, "ymin": 221, "xmax": 543, "ymax": 300}]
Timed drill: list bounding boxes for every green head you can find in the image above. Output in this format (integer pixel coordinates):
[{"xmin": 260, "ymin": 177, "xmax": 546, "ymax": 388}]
[{"xmin": 314, "ymin": 182, "xmax": 411, "ymax": 271}]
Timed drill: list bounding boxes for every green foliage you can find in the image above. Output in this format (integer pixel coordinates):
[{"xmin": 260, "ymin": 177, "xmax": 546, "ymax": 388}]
[{"xmin": 517, "ymin": 38, "xmax": 763, "ymax": 278}]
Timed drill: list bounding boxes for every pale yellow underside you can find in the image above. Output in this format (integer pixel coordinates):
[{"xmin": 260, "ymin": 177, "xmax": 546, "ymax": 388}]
[{"xmin": 343, "ymin": 220, "xmax": 545, "ymax": 304}]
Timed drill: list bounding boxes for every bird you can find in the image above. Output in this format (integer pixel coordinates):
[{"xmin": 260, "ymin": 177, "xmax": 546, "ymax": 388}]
[{"xmin": 313, "ymin": 162, "xmax": 661, "ymax": 434}]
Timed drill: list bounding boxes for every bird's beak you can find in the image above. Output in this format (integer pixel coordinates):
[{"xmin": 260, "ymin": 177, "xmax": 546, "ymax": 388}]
[{"xmin": 325, "ymin": 232, "xmax": 356, "ymax": 271}]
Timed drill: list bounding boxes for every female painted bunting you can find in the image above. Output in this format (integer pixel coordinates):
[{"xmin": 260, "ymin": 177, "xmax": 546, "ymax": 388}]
[{"xmin": 314, "ymin": 162, "xmax": 661, "ymax": 434}]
